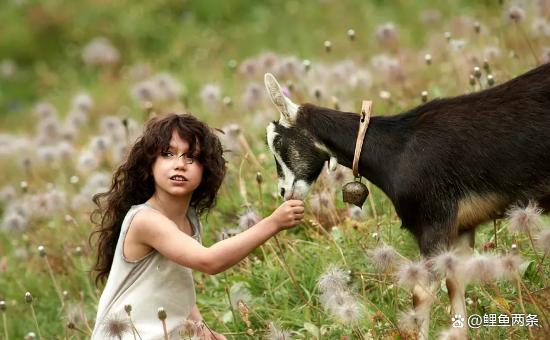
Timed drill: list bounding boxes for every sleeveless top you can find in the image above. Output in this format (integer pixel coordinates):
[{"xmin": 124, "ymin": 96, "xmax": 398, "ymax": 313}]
[{"xmin": 91, "ymin": 203, "xmax": 202, "ymax": 339}]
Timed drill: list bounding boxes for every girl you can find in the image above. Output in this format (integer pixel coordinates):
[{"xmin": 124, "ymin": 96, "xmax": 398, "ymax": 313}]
[{"xmin": 90, "ymin": 113, "xmax": 304, "ymax": 339}]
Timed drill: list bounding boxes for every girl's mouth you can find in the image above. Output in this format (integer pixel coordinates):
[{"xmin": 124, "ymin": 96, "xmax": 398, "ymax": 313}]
[{"xmin": 170, "ymin": 175, "xmax": 188, "ymax": 182}]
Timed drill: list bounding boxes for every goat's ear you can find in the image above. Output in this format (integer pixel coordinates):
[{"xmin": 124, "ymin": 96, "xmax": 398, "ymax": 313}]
[
  {"xmin": 328, "ymin": 156, "xmax": 338, "ymax": 172},
  {"xmin": 264, "ymin": 73, "xmax": 299, "ymax": 126}
]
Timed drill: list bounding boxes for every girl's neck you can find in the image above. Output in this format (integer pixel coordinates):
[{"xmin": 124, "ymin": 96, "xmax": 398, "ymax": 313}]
[{"xmin": 146, "ymin": 192, "xmax": 192, "ymax": 224}]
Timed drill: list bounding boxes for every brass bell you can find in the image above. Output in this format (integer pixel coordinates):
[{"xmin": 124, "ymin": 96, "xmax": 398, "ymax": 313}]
[{"xmin": 342, "ymin": 179, "xmax": 369, "ymax": 208}]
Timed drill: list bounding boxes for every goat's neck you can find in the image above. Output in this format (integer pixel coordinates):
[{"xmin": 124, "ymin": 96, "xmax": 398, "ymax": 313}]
[{"xmin": 300, "ymin": 104, "xmax": 405, "ymax": 194}]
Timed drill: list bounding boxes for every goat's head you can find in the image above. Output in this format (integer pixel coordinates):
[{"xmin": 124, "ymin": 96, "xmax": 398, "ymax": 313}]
[{"xmin": 264, "ymin": 73, "xmax": 338, "ymax": 200}]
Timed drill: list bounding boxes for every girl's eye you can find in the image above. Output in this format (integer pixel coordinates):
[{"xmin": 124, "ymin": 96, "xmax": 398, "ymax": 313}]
[{"xmin": 161, "ymin": 151, "xmax": 174, "ymax": 157}]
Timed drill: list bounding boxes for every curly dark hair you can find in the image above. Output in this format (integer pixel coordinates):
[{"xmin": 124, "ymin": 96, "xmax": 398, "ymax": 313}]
[{"xmin": 89, "ymin": 113, "xmax": 226, "ymax": 286}]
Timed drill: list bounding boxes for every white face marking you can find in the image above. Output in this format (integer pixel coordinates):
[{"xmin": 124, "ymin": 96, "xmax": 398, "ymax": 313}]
[{"xmin": 266, "ymin": 123, "xmax": 310, "ymax": 200}]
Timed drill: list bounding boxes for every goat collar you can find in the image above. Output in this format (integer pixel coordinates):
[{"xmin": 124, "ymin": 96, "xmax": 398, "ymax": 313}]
[{"xmin": 352, "ymin": 100, "xmax": 372, "ymax": 178}]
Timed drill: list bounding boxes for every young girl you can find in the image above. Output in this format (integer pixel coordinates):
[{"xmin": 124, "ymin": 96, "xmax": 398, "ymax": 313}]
[{"xmin": 90, "ymin": 113, "xmax": 304, "ymax": 339}]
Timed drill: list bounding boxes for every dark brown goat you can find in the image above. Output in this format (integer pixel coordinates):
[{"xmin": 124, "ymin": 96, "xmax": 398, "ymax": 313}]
[{"xmin": 264, "ymin": 63, "xmax": 550, "ymax": 339}]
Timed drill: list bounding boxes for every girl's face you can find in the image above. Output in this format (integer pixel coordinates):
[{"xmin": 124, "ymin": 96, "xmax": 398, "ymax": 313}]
[{"xmin": 151, "ymin": 130, "xmax": 203, "ymax": 199}]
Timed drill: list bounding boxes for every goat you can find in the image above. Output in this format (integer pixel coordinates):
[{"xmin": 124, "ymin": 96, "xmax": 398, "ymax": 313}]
[{"xmin": 263, "ymin": 63, "xmax": 550, "ymax": 339}]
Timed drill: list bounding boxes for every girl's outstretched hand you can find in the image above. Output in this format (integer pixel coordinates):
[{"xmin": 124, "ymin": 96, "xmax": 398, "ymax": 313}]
[{"xmin": 269, "ymin": 199, "xmax": 305, "ymax": 230}]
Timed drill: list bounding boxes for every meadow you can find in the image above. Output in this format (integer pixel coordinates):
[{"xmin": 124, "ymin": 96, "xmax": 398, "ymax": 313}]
[{"xmin": 1, "ymin": 0, "xmax": 549, "ymax": 338}]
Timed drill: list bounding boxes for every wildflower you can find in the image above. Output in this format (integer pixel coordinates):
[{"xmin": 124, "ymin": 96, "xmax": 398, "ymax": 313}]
[
  {"xmin": 302, "ymin": 59, "xmax": 311, "ymax": 72},
  {"xmin": 487, "ymin": 74, "xmax": 495, "ymax": 86},
  {"xmin": 200, "ymin": 84, "xmax": 221, "ymax": 110},
  {"xmin": 259, "ymin": 52, "xmax": 279, "ymax": 73},
  {"xmin": 474, "ymin": 21, "xmax": 481, "ymax": 34},
  {"xmin": 242, "ymin": 82, "xmax": 264, "ymax": 110},
  {"xmin": 376, "ymin": 22, "xmax": 398, "ymax": 44},
  {"xmin": 265, "ymin": 322, "xmax": 292, "ymax": 340},
  {"xmin": 421, "ymin": 91, "xmax": 428, "ymax": 103},
  {"xmin": 130, "ymin": 80, "xmax": 157, "ymax": 105},
  {"xmin": 531, "ymin": 17, "xmax": 550, "ymax": 36},
  {"xmin": 332, "ymin": 297, "xmax": 363, "ymax": 323},
  {"xmin": 1, "ymin": 210, "xmax": 27, "ymax": 232},
  {"xmin": 431, "ymin": 251, "xmax": 464, "ymax": 279},
  {"xmin": 348, "ymin": 206, "xmax": 365, "ymax": 221},
  {"xmin": 25, "ymin": 292, "xmax": 33, "ymax": 304},
  {"xmin": 24, "ymin": 332, "xmax": 37, "ymax": 340},
  {"xmin": 396, "ymin": 261, "xmax": 430, "ymax": 288},
  {"xmin": 535, "ymin": 228, "xmax": 550, "ymax": 255},
  {"xmin": 498, "ymin": 253, "xmax": 523, "ymax": 280},
  {"xmin": 82, "ymin": 37, "xmax": 120, "ymax": 66},
  {"xmin": 324, "ymin": 40, "xmax": 332, "ymax": 53},
  {"xmin": 318, "ymin": 264, "xmax": 350, "ymax": 293},
  {"xmin": 77, "ymin": 150, "xmax": 99, "ymax": 174},
  {"xmin": 464, "ymin": 254, "xmax": 500, "ymax": 283},
  {"xmin": 90, "ymin": 135, "xmax": 112, "ymax": 156},
  {"xmin": 229, "ymin": 282, "xmax": 252, "ymax": 310},
  {"xmin": 369, "ymin": 245, "xmax": 400, "ymax": 273},
  {"xmin": 506, "ymin": 201, "xmax": 542, "ymax": 233},
  {"xmin": 238, "ymin": 210, "xmax": 261, "ymax": 230},
  {"xmin": 33, "ymin": 101, "xmax": 58, "ymax": 120},
  {"xmin": 424, "ymin": 53, "xmax": 432, "ymax": 65},
  {"xmin": 37, "ymin": 245, "xmax": 46, "ymax": 257},
  {"xmin": 483, "ymin": 46, "xmax": 501, "ymax": 60},
  {"xmin": 239, "ymin": 58, "xmax": 259, "ymax": 77},
  {"xmin": 151, "ymin": 72, "xmax": 183, "ymax": 102},
  {"xmin": 0, "ymin": 300, "xmax": 6, "ymax": 312},
  {"xmin": 398, "ymin": 309, "xmax": 422, "ymax": 334},
  {"xmin": 102, "ymin": 311, "xmax": 131, "ymax": 339},
  {"xmin": 507, "ymin": 5, "xmax": 526, "ymax": 23},
  {"xmin": 347, "ymin": 28, "xmax": 356, "ymax": 41},
  {"xmin": 309, "ymin": 191, "xmax": 334, "ymax": 215},
  {"xmin": 71, "ymin": 92, "xmax": 93, "ymax": 113}
]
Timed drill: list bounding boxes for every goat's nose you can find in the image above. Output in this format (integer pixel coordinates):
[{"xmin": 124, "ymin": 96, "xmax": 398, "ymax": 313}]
[{"xmin": 280, "ymin": 188, "xmax": 285, "ymax": 198}]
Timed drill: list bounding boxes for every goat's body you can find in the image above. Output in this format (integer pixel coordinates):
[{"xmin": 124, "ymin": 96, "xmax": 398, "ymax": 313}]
[{"xmin": 299, "ymin": 63, "xmax": 550, "ymax": 255}]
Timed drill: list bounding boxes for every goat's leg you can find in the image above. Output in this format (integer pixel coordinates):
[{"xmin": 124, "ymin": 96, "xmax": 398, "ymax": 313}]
[
  {"xmin": 445, "ymin": 228, "xmax": 475, "ymax": 338},
  {"xmin": 414, "ymin": 219, "xmax": 457, "ymax": 339},
  {"xmin": 412, "ymin": 281, "xmax": 438, "ymax": 340}
]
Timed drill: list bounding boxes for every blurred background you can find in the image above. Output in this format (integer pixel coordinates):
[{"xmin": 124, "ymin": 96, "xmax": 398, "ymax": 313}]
[{"xmin": 1, "ymin": 0, "xmax": 549, "ymax": 339}]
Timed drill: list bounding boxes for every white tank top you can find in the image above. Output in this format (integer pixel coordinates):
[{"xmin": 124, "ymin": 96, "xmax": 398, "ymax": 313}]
[{"xmin": 91, "ymin": 203, "xmax": 202, "ymax": 339}]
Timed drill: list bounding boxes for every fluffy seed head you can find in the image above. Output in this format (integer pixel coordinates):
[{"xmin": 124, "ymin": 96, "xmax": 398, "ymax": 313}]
[
  {"xmin": 265, "ymin": 322, "xmax": 292, "ymax": 340},
  {"xmin": 535, "ymin": 228, "xmax": 550, "ymax": 255},
  {"xmin": 507, "ymin": 5, "xmax": 526, "ymax": 22},
  {"xmin": 396, "ymin": 261, "xmax": 430, "ymax": 288},
  {"xmin": 432, "ymin": 250, "xmax": 464, "ymax": 279},
  {"xmin": 464, "ymin": 254, "xmax": 500, "ymax": 283},
  {"xmin": 398, "ymin": 309, "xmax": 422, "ymax": 334},
  {"xmin": 317, "ymin": 264, "xmax": 350, "ymax": 293},
  {"xmin": 498, "ymin": 253, "xmax": 523, "ymax": 281},
  {"xmin": 506, "ymin": 202, "xmax": 542, "ymax": 233},
  {"xmin": 37, "ymin": 245, "xmax": 46, "ymax": 257},
  {"xmin": 368, "ymin": 245, "xmax": 400, "ymax": 272},
  {"xmin": 102, "ymin": 311, "xmax": 131, "ymax": 338}
]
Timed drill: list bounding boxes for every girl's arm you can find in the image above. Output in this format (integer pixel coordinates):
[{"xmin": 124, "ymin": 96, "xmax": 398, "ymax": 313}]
[{"xmin": 131, "ymin": 200, "xmax": 304, "ymax": 275}]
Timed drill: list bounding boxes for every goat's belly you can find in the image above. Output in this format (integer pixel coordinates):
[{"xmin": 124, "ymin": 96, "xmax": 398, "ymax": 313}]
[{"xmin": 456, "ymin": 193, "xmax": 507, "ymax": 229}]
